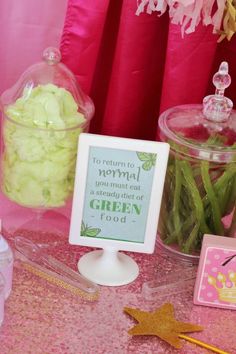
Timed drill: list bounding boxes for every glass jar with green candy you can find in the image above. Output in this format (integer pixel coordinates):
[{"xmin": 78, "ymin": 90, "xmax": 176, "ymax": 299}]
[
  {"xmin": 0, "ymin": 48, "xmax": 94, "ymax": 243},
  {"xmin": 157, "ymin": 62, "xmax": 236, "ymax": 262}
]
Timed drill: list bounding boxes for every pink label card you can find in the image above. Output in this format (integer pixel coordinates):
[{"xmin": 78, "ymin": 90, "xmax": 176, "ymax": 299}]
[{"xmin": 194, "ymin": 234, "xmax": 236, "ymax": 310}]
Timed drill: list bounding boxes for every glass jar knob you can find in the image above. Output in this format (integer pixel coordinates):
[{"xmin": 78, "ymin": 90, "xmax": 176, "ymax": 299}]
[
  {"xmin": 213, "ymin": 61, "xmax": 231, "ymax": 95},
  {"xmin": 203, "ymin": 61, "xmax": 233, "ymax": 123},
  {"xmin": 42, "ymin": 47, "xmax": 61, "ymax": 65}
]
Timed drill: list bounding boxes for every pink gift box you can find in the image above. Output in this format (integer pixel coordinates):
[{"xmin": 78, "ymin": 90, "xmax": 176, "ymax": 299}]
[{"xmin": 194, "ymin": 234, "xmax": 236, "ymax": 310}]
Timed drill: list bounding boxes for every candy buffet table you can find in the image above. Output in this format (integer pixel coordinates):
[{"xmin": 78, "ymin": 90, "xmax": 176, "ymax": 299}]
[{"xmin": 0, "ymin": 193, "xmax": 235, "ymax": 354}]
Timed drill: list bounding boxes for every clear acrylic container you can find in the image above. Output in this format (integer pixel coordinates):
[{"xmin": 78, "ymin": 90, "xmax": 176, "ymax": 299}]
[
  {"xmin": 0, "ymin": 272, "xmax": 5, "ymax": 326},
  {"xmin": 0, "ymin": 236, "xmax": 13, "ymax": 299},
  {"xmin": 0, "ymin": 48, "xmax": 94, "ymax": 243},
  {"xmin": 157, "ymin": 62, "xmax": 236, "ymax": 261}
]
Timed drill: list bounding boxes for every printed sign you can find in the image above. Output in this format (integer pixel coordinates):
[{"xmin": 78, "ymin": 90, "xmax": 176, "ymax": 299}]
[
  {"xmin": 194, "ymin": 234, "xmax": 236, "ymax": 310},
  {"xmin": 69, "ymin": 133, "xmax": 169, "ymax": 254},
  {"xmin": 82, "ymin": 146, "xmax": 156, "ymax": 243}
]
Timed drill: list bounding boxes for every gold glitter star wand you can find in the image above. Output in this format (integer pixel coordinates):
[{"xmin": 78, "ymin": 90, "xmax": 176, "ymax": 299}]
[{"xmin": 124, "ymin": 303, "xmax": 230, "ymax": 354}]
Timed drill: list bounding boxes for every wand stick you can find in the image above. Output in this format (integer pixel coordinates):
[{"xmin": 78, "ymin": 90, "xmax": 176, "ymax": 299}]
[{"xmin": 179, "ymin": 334, "xmax": 230, "ymax": 354}]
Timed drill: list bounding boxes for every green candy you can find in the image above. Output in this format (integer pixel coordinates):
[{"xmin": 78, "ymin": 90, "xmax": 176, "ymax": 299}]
[{"xmin": 2, "ymin": 84, "xmax": 85, "ymax": 208}]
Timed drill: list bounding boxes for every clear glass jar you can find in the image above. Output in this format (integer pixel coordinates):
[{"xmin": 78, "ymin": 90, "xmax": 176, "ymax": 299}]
[
  {"xmin": 0, "ymin": 47, "xmax": 94, "ymax": 209},
  {"xmin": 157, "ymin": 63, "xmax": 236, "ymax": 261},
  {"xmin": 0, "ymin": 48, "xmax": 94, "ymax": 245}
]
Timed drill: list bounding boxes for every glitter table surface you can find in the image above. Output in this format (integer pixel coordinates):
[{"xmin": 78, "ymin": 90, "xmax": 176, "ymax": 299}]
[
  {"xmin": 0, "ymin": 241, "xmax": 236, "ymax": 354},
  {"xmin": 0, "ymin": 198, "xmax": 236, "ymax": 354}
]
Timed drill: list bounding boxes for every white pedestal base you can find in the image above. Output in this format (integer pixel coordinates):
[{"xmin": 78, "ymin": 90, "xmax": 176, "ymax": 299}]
[{"xmin": 78, "ymin": 249, "xmax": 139, "ymax": 286}]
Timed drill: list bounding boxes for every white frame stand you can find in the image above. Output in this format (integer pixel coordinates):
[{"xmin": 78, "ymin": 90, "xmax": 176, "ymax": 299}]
[
  {"xmin": 78, "ymin": 247, "xmax": 139, "ymax": 286},
  {"xmin": 70, "ymin": 133, "xmax": 170, "ymax": 287}
]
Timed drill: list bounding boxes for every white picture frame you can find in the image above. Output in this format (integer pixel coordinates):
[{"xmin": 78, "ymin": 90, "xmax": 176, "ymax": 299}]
[{"xmin": 69, "ymin": 133, "xmax": 169, "ymax": 286}]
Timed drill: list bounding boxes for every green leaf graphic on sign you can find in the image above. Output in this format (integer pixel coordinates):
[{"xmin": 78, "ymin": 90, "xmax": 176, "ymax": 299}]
[
  {"xmin": 136, "ymin": 152, "xmax": 156, "ymax": 171},
  {"xmin": 81, "ymin": 221, "xmax": 101, "ymax": 237}
]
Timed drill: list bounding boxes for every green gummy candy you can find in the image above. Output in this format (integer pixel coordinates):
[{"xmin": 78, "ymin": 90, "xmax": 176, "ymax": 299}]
[{"xmin": 3, "ymin": 83, "xmax": 86, "ymax": 207}]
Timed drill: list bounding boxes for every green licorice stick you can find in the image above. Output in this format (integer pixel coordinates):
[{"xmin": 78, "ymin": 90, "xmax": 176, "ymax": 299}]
[
  {"xmin": 223, "ymin": 174, "xmax": 236, "ymax": 214},
  {"xmin": 217, "ymin": 178, "xmax": 233, "ymax": 215},
  {"xmin": 162, "ymin": 165, "xmax": 179, "ymax": 244},
  {"xmin": 197, "ymin": 166, "xmax": 234, "ymax": 217},
  {"xmin": 173, "ymin": 159, "xmax": 183, "ymax": 246},
  {"xmin": 214, "ymin": 165, "xmax": 236, "ymax": 191},
  {"xmin": 167, "ymin": 164, "xmax": 235, "ymax": 250},
  {"xmin": 188, "ymin": 165, "xmax": 236, "ymax": 221},
  {"xmin": 182, "ymin": 222, "xmax": 200, "ymax": 254},
  {"xmin": 210, "ymin": 166, "xmax": 236, "ymax": 218},
  {"xmin": 181, "ymin": 161, "xmax": 210, "ymax": 235},
  {"xmin": 165, "ymin": 176, "xmax": 200, "ymax": 246},
  {"xmin": 201, "ymin": 161, "xmax": 224, "ymax": 235}
]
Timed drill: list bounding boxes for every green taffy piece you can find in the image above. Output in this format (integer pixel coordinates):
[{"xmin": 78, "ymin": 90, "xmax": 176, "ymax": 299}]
[{"xmin": 2, "ymin": 84, "xmax": 85, "ymax": 208}]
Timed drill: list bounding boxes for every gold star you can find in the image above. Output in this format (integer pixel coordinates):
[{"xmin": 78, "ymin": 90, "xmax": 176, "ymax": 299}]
[{"xmin": 124, "ymin": 303, "xmax": 203, "ymax": 349}]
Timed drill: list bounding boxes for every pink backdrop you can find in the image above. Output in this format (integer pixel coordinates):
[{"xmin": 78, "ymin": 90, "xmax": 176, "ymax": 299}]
[
  {"xmin": 0, "ymin": 0, "xmax": 67, "ymax": 217},
  {"xmin": 1, "ymin": 0, "xmax": 236, "ymax": 218},
  {"xmin": 60, "ymin": 0, "xmax": 236, "ymax": 140},
  {"xmin": 0, "ymin": 0, "xmax": 67, "ymax": 95},
  {"xmin": 1, "ymin": 0, "xmax": 236, "ymax": 141}
]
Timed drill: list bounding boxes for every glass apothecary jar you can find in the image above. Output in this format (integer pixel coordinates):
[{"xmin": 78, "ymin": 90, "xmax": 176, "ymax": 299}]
[
  {"xmin": 157, "ymin": 62, "xmax": 236, "ymax": 262},
  {"xmin": 0, "ymin": 47, "xmax": 94, "ymax": 242}
]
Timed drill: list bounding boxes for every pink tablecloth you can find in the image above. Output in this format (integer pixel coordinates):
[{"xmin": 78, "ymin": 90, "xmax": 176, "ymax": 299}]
[{"xmin": 0, "ymin": 192, "xmax": 236, "ymax": 354}]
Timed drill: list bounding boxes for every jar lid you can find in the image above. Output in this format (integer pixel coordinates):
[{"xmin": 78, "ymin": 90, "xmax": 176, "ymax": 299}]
[
  {"xmin": 0, "ymin": 47, "xmax": 94, "ymax": 130},
  {"xmin": 158, "ymin": 62, "xmax": 236, "ymax": 163}
]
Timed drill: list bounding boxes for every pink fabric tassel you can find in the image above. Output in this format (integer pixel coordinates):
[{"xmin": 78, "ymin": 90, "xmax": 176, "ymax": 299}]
[
  {"xmin": 136, "ymin": 0, "xmax": 151, "ymax": 15},
  {"xmin": 202, "ymin": 0, "xmax": 216, "ymax": 25},
  {"xmin": 211, "ymin": 0, "xmax": 226, "ymax": 32},
  {"xmin": 136, "ymin": 0, "xmax": 226, "ymax": 35},
  {"xmin": 185, "ymin": 0, "xmax": 204, "ymax": 34},
  {"xmin": 155, "ymin": 0, "xmax": 168, "ymax": 15},
  {"xmin": 147, "ymin": 0, "xmax": 158, "ymax": 13}
]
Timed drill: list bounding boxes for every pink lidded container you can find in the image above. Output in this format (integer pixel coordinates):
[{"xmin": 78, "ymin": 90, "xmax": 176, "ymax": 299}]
[{"xmin": 157, "ymin": 62, "xmax": 236, "ymax": 262}]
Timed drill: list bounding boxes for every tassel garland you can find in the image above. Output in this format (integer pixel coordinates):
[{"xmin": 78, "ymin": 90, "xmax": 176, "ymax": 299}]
[{"xmin": 136, "ymin": 0, "xmax": 236, "ymax": 41}]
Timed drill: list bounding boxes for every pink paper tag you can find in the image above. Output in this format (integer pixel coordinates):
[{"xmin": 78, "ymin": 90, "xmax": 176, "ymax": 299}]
[{"xmin": 194, "ymin": 234, "xmax": 236, "ymax": 310}]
